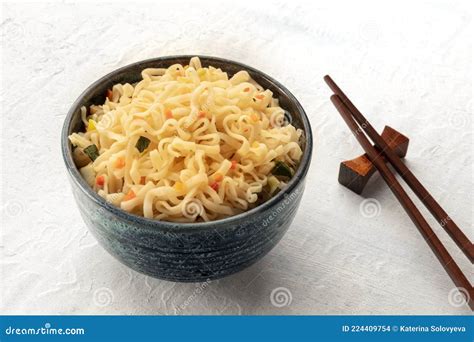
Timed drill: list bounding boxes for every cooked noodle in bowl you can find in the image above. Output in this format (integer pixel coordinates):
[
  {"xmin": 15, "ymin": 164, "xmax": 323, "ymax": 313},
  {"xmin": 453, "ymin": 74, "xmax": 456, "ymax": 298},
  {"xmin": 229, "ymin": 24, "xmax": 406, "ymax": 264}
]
[{"xmin": 68, "ymin": 57, "xmax": 303, "ymax": 222}]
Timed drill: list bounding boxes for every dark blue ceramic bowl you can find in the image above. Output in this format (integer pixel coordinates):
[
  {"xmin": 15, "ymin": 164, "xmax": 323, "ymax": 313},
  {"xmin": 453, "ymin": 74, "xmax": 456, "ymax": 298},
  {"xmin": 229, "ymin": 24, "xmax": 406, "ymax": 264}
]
[{"xmin": 61, "ymin": 55, "xmax": 313, "ymax": 282}]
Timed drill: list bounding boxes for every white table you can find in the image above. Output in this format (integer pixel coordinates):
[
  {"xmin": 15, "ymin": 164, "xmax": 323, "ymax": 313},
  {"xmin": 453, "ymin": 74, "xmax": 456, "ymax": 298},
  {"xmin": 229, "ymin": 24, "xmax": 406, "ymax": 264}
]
[{"xmin": 1, "ymin": 0, "xmax": 472, "ymax": 315}]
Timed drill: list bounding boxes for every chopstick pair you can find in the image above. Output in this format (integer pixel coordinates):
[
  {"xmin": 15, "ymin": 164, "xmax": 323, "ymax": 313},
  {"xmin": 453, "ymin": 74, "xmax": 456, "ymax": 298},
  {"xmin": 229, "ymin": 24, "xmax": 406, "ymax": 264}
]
[{"xmin": 324, "ymin": 75, "xmax": 474, "ymax": 310}]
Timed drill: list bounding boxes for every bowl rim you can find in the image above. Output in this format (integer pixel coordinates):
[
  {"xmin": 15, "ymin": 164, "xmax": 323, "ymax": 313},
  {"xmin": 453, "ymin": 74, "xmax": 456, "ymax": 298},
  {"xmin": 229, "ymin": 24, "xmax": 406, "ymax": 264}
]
[{"xmin": 61, "ymin": 55, "xmax": 313, "ymax": 232}]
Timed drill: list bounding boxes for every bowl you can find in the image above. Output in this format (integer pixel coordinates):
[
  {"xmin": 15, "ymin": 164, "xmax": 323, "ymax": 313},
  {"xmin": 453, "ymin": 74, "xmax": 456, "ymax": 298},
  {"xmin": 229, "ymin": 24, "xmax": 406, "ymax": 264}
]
[{"xmin": 61, "ymin": 55, "xmax": 313, "ymax": 282}]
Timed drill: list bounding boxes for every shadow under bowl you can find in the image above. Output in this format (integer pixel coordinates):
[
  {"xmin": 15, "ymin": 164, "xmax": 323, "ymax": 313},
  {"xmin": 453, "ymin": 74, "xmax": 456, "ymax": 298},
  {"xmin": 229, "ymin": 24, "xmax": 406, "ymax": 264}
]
[{"xmin": 61, "ymin": 55, "xmax": 313, "ymax": 282}]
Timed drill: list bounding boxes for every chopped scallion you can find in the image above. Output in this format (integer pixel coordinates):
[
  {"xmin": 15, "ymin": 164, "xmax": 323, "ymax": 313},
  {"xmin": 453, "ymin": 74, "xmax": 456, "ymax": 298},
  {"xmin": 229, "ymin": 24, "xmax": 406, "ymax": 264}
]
[
  {"xmin": 136, "ymin": 136, "xmax": 151, "ymax": 152},
  {"xmin": 271, "ymin": 161, "xmax": 293, "ymax": 178},
  {"xmin": 83, "ymin": 144, "xmax": 99, "ymax": 161}
]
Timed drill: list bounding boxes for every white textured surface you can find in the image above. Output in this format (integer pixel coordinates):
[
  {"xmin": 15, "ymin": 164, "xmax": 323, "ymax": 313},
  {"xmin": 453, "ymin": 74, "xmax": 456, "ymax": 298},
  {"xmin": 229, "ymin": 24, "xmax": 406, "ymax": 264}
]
[{"xmin": 0, "ymin": 0, "xmax": 472, "ymax": 315}]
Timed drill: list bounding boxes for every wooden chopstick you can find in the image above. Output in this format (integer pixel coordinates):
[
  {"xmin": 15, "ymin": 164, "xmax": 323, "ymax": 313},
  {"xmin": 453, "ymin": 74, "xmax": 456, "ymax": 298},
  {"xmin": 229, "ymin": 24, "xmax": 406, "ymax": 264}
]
[
  {"xmin": 324, "ymin": 75, "xmax": 474, "ymax": 264},
  {"xmin": 329, "ymin": 93, "xmax": 473, "ymax": 310}
]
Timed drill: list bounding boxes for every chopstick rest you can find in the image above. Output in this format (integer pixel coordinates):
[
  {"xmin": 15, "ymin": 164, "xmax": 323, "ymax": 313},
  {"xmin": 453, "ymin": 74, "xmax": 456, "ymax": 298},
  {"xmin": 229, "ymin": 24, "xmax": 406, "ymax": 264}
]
[{"xmin": 339, "ymin": 126, "xmax": 409, "ymax": 194}]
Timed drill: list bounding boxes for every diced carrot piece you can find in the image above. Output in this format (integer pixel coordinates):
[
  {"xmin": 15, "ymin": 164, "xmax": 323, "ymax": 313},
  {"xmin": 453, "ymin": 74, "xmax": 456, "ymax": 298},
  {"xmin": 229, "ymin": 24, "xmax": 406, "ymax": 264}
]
[
  {"xmin": 214, "ymin": 173, "xmax": 223, "ymax": 182},
  {"xmin": 106, "ymin": 89, "xmax": 113, "ymax": 101},
  {"xmin": 255, "ymin": 94, "xmax": 265, "ymax": 100},
  {"xmin": 210, "ymin": 182, "xmax": 219, "ymax": 191},
  {"xmin": 230, "ymin": 160, "xmax": 238, "ymax": 170},
  {"xmin": 165, "ymin": 109, "xmax": 173, "ymax": 119},
  {"xmin": 140, "ymin": 176, "xmax": 146, "ymax": 185},
  {"xmin": 198, "ymin": 110, "xmax": 207, "ymax": 118},
  {"xmin": 96, "ymin": 175, "xmax": 105, "ymax": 187},
  {"xmin": 115, "ymin": 157, "xmax": 125, "ymax": 169},
  {"xmin": 250, "ymin": 113, "xmax": 259, "ymax": 122},
  {"xmin": 123, "ymin": 190, "xmax": 136, "ymax": 201},
  {"xmin": 243, "ymin": 87, "xmax": 250, "ymax": 92}
]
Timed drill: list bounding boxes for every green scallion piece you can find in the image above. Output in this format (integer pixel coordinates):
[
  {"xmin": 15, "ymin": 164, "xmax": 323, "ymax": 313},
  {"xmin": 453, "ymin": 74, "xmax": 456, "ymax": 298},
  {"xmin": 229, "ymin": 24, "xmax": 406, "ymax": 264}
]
[
  {"xmin": 271, "ymin": 161, "xmax": 293, "ymax": 178},
  {"xmin": 83, "ymin": 144, "xmax": 99, "ymax": 161},
  {"xmin": 136, "ymin": 136, "xmax": 151, "ymax": 153}
]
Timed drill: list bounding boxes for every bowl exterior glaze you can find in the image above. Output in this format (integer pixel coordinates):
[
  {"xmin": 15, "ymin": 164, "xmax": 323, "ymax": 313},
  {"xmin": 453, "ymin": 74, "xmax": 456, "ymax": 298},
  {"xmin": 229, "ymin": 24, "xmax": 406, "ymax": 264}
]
[
  {"xmin": 70, "ymin": 174, "xmax": 306, "ymax": 282},
  {"xmin": 62, "ymin": 55, "xmax": 313, "ymax": 282}
]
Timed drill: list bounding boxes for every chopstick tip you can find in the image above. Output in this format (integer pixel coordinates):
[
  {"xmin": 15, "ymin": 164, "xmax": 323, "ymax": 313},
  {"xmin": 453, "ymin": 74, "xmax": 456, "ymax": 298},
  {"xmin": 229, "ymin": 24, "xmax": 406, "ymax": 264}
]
[{"xmin": 329, "ymin": 94, "xmax": 340, "ymax": 104}]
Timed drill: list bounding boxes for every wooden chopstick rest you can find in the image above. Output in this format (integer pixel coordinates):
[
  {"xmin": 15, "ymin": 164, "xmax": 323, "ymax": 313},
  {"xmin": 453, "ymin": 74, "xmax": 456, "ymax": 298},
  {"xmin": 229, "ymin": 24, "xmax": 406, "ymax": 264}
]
[{"xmin": 338, "ymin": 126, "xmax": 409, "ymax": 194}]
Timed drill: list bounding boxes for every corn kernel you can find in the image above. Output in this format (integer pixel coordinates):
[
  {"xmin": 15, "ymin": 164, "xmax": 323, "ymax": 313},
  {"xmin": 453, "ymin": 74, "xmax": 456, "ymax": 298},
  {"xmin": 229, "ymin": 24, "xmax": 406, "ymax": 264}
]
[
  {"xmin": 174, "ymin": 181, "xmax": 186, "ymax": 193},
  {"xmin": 87, "ymin": 119, "xmax": 96, "ymax": 131}
]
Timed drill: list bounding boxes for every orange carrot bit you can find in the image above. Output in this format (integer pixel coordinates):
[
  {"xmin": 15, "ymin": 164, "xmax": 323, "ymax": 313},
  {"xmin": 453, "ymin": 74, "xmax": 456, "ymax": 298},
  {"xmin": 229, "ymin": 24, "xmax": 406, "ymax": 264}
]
[
  {"xmin": 140, "ymin": 176, "xmax": 146, "ymax": 185},
  {"xmin": 114, "ymin": 157, "xmax": 125, "ymax": 169},
  {"xmin": 214, "ymin": 173, "xmax": 223, "ymax": 182},
  {"xmin": 123, "ymin": 189, "xmax": 136, "ymax": 201},
  {"xmin": 250, "ymin": 113, "xmax": 259, "ymax": 122},
  {"xmin": 243, "ymin": 87, "xmax": 250, "ymax": 92},
  {"xmin": 96, "ymin": 175, "xmax": 105, "ymax": 187},
  {"xmin": 106, "ymin": 89, "xmax": 113, "ymax": 101},
  {"xmin": 198, "ymin": 110, "xmax": 207, "ymax": 118},
  {"xmin": 210, "ymin": 182, "xmax": 219, "ymax": 192},
  {"xmin": 255, "ymin": 94, "xmax": 265, "ymax": 100},
  {"xmin": 230, "ymin": 160, "xmax": 238, "ymax": 170},
  {"xmin": 165, "ymin": 109, "xmax": 173, "ymax": 119}
]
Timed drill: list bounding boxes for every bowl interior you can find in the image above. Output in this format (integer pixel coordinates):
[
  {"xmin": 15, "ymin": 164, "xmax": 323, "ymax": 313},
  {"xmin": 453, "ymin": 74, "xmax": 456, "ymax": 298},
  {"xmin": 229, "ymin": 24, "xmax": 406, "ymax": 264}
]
[{"xmin": 62, "ymin": 55, "xmax": 313, "ymax": 228}]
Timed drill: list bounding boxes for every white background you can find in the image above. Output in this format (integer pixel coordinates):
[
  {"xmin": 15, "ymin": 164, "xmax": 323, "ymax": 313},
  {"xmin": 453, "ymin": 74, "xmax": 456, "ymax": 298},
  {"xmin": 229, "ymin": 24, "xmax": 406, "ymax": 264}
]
[{"xmin": 1, "ymin": 0, "xmax": 472, "ymax": 314}]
